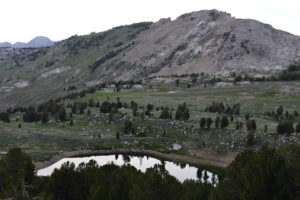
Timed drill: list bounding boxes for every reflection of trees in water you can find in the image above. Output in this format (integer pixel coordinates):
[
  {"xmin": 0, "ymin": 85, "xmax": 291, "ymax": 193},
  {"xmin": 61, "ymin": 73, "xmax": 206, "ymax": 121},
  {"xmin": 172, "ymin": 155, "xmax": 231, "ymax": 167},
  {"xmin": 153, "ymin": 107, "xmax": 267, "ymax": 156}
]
[
  {"xmin": 139, "ymin": 156, "xmax": 143, "ymax": 166},
  {"xmin": 197, "ymin": 168, "xmax": 219, "ymax": 184},
  {"xmin": 211, "ymin": 174, "xmax": 217, "ymax": 185},
  {"xmin": 197, "ymin": 169, "xmax": 202, "ymax": 179},
  {"xmin": 180, "ymin": 163, "xmax": 186, "ymax": 169},
  {"xmin": 122, "ymin": 155, "xmax": 131, "ymax": 163},
  {"xmin": 115, "ymin": 154, "xmax": 119, "ymax": 160},
  {"xmin": 197, "ymin": 170, "xmax": 209, "ymax": 182},
  {"xmin": 203, "ymin": 171, "xmax": 209, "ymax": 182}
]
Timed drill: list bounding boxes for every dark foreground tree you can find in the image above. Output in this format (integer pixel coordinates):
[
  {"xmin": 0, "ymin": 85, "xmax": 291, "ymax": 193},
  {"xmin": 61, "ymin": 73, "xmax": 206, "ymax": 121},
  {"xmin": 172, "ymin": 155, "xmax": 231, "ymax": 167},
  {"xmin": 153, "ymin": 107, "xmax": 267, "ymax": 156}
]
[
  {"xmin": 2, "ymin": 144, "xmax": 299, "ymax": 200},
  {"xmin": 210, "ymin": 145, "xmax": 300, "ymax": 200},
  {"xmin": 0, "ymin": 148, "xmax": 35, "ymax": 199},
  {"xmin": 40, "ymin": 162, "xmax": 213, "ymax": 200}
]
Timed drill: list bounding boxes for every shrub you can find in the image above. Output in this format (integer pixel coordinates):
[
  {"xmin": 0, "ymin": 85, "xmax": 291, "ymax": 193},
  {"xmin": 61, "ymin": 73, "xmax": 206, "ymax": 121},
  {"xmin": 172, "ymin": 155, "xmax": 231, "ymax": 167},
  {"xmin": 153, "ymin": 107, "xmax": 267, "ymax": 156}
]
[
  {"xmin": 200, "ymin": 118, "xmax": 206, "ymax": 129},
  {"xmin": 246, "ymin": 120, "xmax": 256, "ymax": 131},
  {"xmin": 100, "ymin": 101, "xmax": 112, "ymax": 113},
  {"xmin": 175, "ymin": 103, "xmax": 190, "ymax": 121},
  {"xmin": 124, "ymin": 120, "xmax": 134, "ymax": 135},
  {"xmin": 277, "ymin": 121, "xmax": 294, "ymax": 135},
  {"xmin": 160, "ymin": 107, "xmax": 172, "ymax": 119}
]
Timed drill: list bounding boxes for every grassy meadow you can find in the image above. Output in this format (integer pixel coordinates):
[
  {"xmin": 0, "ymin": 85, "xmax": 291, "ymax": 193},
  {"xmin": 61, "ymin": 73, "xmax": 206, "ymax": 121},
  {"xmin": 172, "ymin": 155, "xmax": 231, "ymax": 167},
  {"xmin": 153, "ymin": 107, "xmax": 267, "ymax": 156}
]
[{"xmin": 0, "ymin": 80, "xmax": 300, "ymax": 162}]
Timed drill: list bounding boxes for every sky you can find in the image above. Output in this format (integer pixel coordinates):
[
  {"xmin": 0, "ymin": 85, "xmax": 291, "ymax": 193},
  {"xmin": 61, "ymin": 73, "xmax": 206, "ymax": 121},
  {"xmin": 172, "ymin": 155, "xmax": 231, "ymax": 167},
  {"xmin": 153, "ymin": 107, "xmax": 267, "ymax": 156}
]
[{"xmin": 1, "ymin": 0, "xmax": 300, "ymax": 43}]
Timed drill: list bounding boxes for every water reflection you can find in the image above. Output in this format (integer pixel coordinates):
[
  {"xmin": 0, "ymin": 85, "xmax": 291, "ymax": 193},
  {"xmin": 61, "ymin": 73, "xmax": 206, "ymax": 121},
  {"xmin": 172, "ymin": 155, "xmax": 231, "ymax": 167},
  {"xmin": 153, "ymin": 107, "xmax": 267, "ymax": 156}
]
[
  {"xmin": 37, "ymin": 154, "xmax": 218, "ymax": 183},
  {"xmin": 122, "ymin": 155, "xmax": 131, "ymax": 163}
]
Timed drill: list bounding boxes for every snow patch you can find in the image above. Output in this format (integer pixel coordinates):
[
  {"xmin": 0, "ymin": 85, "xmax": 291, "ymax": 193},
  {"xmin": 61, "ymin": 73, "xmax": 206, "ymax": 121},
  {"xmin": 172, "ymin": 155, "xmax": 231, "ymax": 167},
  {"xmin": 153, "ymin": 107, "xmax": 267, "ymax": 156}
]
[
  {"xmin": 14, "ymin": 81, "xmax": 29, "ymax": 88},
  {"xmin": 214, "ymin": 82, "xmax": 233, "ymax": 88},
  {"xmin": 133, "ymin": 84, "xmax": 143, "ymax": 89}
]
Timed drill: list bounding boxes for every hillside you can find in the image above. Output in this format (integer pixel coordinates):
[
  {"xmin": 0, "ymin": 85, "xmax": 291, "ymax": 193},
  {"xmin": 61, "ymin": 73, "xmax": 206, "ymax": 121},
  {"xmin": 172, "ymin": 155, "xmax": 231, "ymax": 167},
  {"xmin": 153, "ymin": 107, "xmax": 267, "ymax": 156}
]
[{"xmin": 0, "ymin": 9, "xmax": 300, "ymax": 109}]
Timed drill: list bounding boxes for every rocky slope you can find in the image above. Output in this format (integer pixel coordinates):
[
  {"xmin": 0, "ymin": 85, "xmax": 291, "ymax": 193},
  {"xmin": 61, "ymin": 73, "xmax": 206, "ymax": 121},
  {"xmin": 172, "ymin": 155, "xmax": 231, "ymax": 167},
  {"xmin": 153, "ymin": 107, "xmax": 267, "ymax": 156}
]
[
  {"xmin": 119, "ymin": 10, "xmax": 300, "ymax": 78},
  {"xmin": 0, "ymin": 9, "xmax": 300, "ymax": 109}
]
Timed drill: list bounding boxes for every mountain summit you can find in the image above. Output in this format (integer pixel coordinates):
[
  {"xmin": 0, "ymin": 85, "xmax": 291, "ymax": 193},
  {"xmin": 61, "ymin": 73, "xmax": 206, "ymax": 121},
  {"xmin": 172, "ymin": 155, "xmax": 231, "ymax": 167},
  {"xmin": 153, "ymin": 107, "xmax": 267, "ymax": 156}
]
[{"xmin": 0, "ymin": 36, "xmax": 54, "ymax": 48}]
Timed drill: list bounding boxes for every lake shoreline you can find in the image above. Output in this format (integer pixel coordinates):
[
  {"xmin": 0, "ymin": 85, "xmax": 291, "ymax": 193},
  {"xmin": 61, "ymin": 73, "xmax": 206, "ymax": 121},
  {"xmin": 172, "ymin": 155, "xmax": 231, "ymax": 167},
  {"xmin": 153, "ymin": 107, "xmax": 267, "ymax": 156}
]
[{"xmin": 34, "ymin": 149, "xmax": 235, "ymax": 171}]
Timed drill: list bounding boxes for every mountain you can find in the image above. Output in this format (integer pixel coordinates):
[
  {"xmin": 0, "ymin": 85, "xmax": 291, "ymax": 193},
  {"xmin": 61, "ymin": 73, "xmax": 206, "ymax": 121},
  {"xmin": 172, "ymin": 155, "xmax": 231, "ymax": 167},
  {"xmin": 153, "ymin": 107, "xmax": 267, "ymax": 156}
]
[
  {"xmin": 12, "ymin": 42, "xmax": 28, "ymax": 48},
  {"xmin": 0, "ymin": 36, "xmax": 54, "ymax": 48},
  {"xmin": 24, "ymin": 36, "xmax": 55, "ymax": 48},
  {"xmin": 0, "ymin": 9, "xmax": 300, "ymax": 109},
  {"xmin": 118, "ymin": 10, "xmax": 300, "ymax": 78},
  {"xmin": 0, "ymin": 42, "xmax": 12, "ymax": 48}
]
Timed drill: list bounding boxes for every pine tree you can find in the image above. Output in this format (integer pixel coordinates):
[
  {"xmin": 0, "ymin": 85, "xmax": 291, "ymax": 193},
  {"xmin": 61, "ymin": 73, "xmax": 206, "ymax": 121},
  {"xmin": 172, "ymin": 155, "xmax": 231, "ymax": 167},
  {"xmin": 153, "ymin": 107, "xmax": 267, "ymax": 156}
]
[
  {"xmin": 277, "ymin": 121, "xmax": 294, "ymax": 135},
  {"xmin": 246, "ymin": 120, "xmax": 256, "ymax": 131},
  {"xmin": 221, "ymin": 116, "xmax": 229, "ymax": 128},
  {"xmin": 296, "ymin": 122, "xmax": 300, "ymax": 133},
  {"xmin": 41, "ymin": 111, "xmax": 49, "ymax": 124},
  {"xmin": 160, "ymin": 107, "xmax": 171, "ymax": 119},
  {"xmin": 200, "ymin": 117, "xmax": 206, "ymax": 129},
  {"xmin": 206, "ymin": 117, "xmax": 213, "ymax": 129}
]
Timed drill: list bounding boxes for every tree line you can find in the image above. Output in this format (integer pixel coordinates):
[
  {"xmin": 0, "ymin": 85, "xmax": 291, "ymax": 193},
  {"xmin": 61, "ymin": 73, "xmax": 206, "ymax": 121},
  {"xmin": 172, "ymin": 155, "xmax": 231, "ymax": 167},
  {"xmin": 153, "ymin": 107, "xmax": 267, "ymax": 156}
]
[{"xmin": 1, "ymin": 145, "xmax": 299, "ymax": 199}]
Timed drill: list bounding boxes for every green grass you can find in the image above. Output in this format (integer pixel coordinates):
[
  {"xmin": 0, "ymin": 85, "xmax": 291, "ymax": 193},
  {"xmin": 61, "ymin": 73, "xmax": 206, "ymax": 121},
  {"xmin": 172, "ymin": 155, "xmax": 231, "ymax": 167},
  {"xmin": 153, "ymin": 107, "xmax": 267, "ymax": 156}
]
[{"xmin": 254, "ymin": 92, "xmax": 276, "ymax": 98}]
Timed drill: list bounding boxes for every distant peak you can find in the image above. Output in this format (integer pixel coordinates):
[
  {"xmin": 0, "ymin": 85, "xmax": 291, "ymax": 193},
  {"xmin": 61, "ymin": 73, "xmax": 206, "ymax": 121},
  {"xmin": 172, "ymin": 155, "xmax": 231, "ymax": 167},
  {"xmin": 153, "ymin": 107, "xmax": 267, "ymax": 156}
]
[
  {"xmin": 0, "ymin": 42, "xmax": 12, "ymax": 48},
  {"xmin": 0, "ymin": 36, "xmax": 54, "ymax": 48}
]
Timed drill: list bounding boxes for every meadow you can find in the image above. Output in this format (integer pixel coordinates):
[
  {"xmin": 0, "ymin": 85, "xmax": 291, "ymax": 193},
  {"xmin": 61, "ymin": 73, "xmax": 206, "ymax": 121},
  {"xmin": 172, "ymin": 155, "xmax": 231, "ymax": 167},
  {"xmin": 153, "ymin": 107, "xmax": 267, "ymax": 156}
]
[{"xmin": 0, "ymin": 80, "xmax": 299, "ymax": 165}]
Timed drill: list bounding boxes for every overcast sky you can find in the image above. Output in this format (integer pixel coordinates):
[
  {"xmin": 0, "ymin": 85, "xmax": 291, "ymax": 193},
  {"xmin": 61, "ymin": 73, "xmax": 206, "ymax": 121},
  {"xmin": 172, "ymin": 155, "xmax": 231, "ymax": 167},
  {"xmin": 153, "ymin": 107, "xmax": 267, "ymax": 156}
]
[{"xmin": 1, "ymin": 0, "xmax": 300, "ymax": 43}]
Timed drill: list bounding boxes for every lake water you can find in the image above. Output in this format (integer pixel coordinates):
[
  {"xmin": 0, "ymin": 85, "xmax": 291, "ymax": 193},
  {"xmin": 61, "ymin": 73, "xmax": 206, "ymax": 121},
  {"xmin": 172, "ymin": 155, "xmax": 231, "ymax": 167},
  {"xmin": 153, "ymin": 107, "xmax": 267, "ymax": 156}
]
[{"xmin": 37, "ymin": 154, "xmax": 218, "ymax": 183}]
